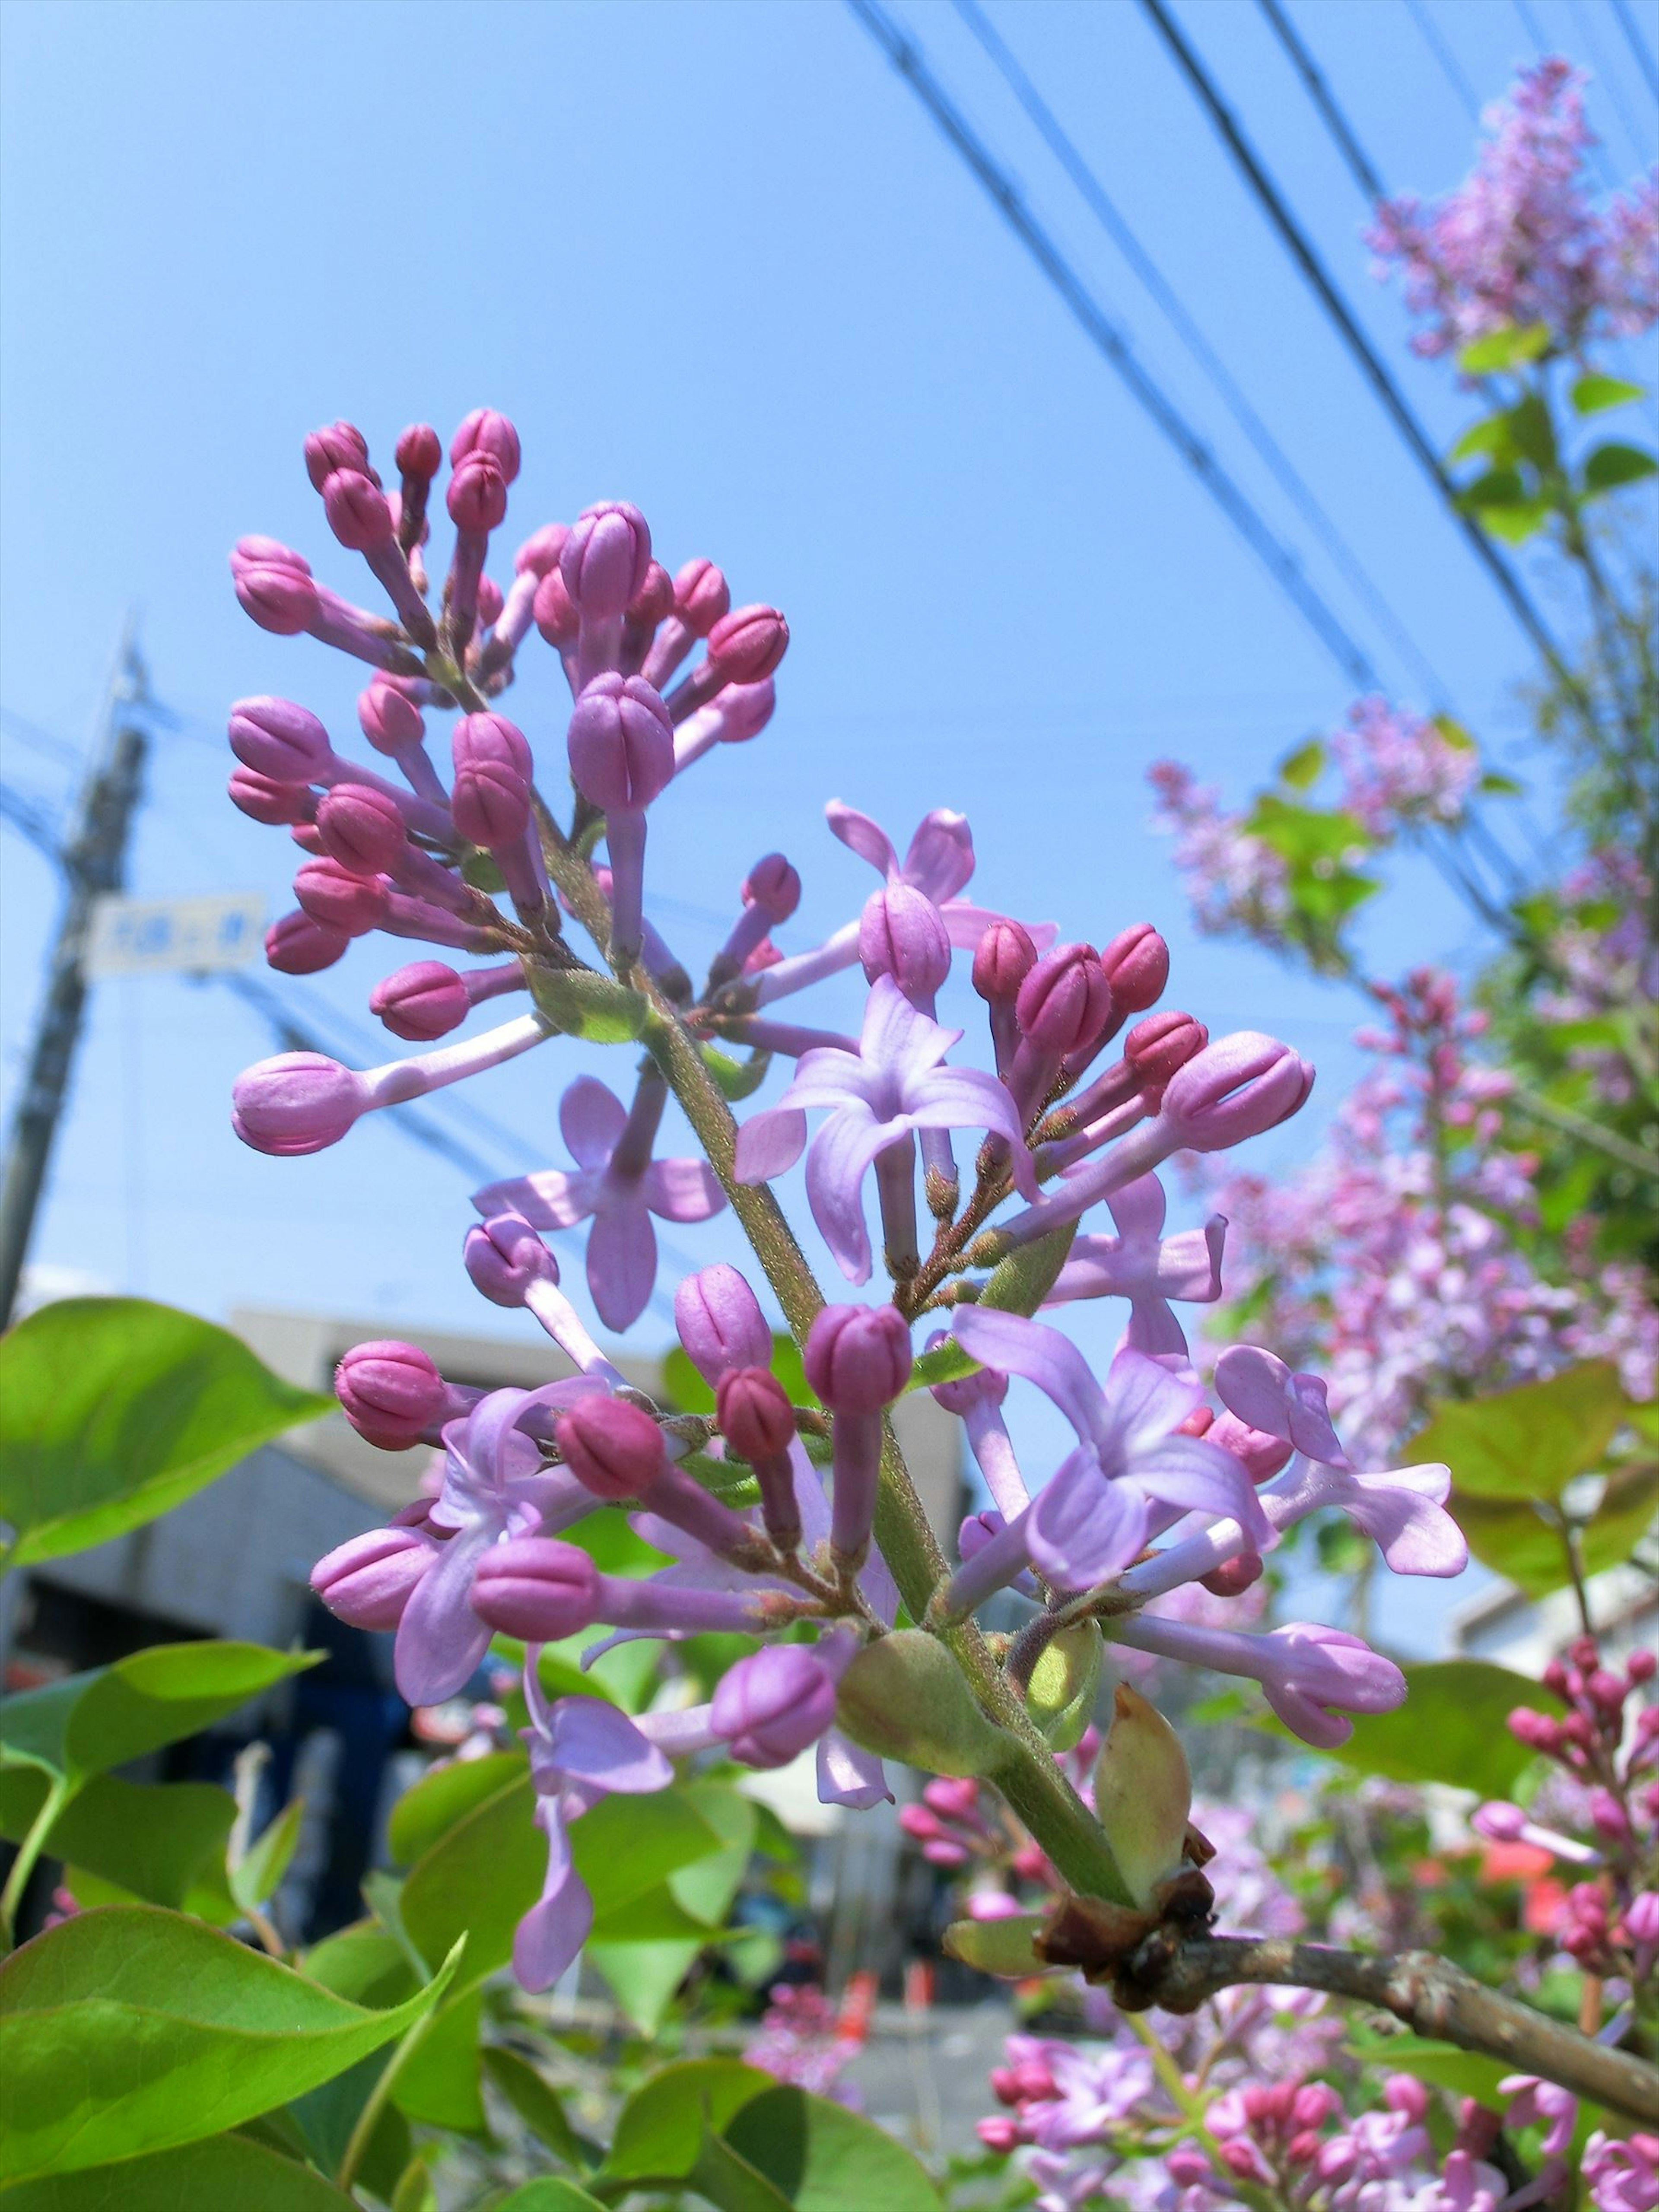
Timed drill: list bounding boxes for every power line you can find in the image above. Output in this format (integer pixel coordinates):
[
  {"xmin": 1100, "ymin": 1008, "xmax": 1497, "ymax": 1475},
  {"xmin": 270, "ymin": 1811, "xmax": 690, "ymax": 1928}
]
[
  {"xmin": 1401, "ymin": 0, "xmax": 1481, "ymax": 120},
  {"xmin": 1255, "ymin": 0, "xmax": 1386, "ymax": 198},
  {"xmin": 1136, "ymin": 0, "xmax": 1581, "ymax": 696},
  {"xmin": 1609, "ymin": 0, "xmax": 1659, "ymax": 104},
  {"xmin": 951, "ymin": 0, "xmax": 1452, "ymax": 703},
  {"xmin": 1566, "ymin": 0, "xmax": 1654, "ymax": 169},
  {"xmin": 1510, "ymin": 0, "xmax": 1622, "ymax": 188},
  {"xmin": 843, "ymin": 0, "xmax": 1381, "ymax": 687}
]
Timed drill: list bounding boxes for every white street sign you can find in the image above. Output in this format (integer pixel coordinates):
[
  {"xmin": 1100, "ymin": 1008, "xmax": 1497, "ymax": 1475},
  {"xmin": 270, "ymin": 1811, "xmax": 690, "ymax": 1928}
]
[{"xmin": 86, "ymin": 892, "xmax": 266, "ymax": 977}]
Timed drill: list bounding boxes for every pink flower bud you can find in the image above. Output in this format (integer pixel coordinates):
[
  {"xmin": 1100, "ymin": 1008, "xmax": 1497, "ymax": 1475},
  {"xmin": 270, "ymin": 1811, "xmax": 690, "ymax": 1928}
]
[
  {"xmin": 336, "ymin": 1338, "xmax": 447, "ymax": 1446},
  {"xmin": 1125, "ymin": 1009, "xmax": 1208, "ymax": 1094},
  {"xmin": 972, "ymin": 918, "xmax": 1037, "ymax": 1004},
  {"xmin": 233, "ymin": 1052, "xmax": 365, "ymax": 1155},
  {"xmin": 706, "ymin": 604, "xmax": 790, "ymax": 685},
  {"xmin": 1161, "ymin": 1032, "xmax": 1314, "ymax": 1150},
  {"xmin": 533, "ymin": 567, "xmax": 579, "ymax": 647},
  {"xmin": 1472, "ymin": 1800, "xmax": 1526, "ymax": 1840},
  {"xmin": 561, "ymin": 502, "xmax": 652, "ymax": 620},
  {"xmin": 476, "ymin": 575, "xmax": 505, "ymax": 627},
  {"xmin": 976, "ymin": 2118, "xmax": 1022, "ymax": 2155},
  {"xmin": 987, "ymin": 2066, "xmax": 1022, "ymax": 2106},
  {"xmin": 1165, "ymin": 2148, "xmax": 1214, "ymax": 2187},
  {"xmin": 566, "ymin": 674, "xmax": 674, "ymax": 810},
  {"xmin": 446, "ymin": 453, "xmax": 508, "ymax": 533},
  {"xmin": 674, "ymin": 1263, "xmax": 772, "ymax": 1385},
  {"xmin": 1622, "ymin": 1891, "xmax": 1659, "ymax": 1945},
  {"xmin": 290, "ymin": 823, "xmax": 325, "ymax": 857},
  {"xmin": 1016, "ymin": 944, "xmax": 1112, "ymax": 1055},
  {"xmin": 234, "ymin": 553, "xmax": 319, "ymax": 636},
  {"xmin": 859, "ymin": 884, "xmax": 950, "ymax": 1002},
  {"xmin": 323, "ymin": 468, "xmax": 395, "ymax": 550},
  {"xmin": 395, "ymin": 423, "xmax": 442, "ymax": 480},
  {"xmin": 712, "ymin": 1646, "xmax": 837, "ymax": 1769},
  {"xmin": 304, "ymin": 421, "xmax": 372, "ymax": 491},
  {"xmin": 924, "ymin": 1776, "xmax": 982, "ymax": 1821},
  {"xmin": 451, "ymin": 712, "xmax": 533, "ymax": 846},
  {"xmin": 744, "ymin": 854, "xmax": 801, "ymax": 922},
  {"xmin": 312, "ymin": 1524, "xmax": 434, "ymax": 1630},
  {"xmin": 358, "ymin": 680, "xmax": 426, "ymax": 757},
  {"xmin": 717, "ymin": 1365, "xmax": 796, "ymax": 1461},
  {"xmin": 266, "ymin": 911, "xmax": 350, "ymax": 976},
  {"xmin": 804, "ymin": 1303, "xmax": 912, "ymax": 1414},
  {"xmin": 557, "ymin": 1394, "xmax": 666, "ymax": 1500},
  {"xmin": 1207, "ymin": 1408, "xmax": 1294, "ymax": 1484},
  {"xmin": 674, "ymin": 556, "xmax": 731, "ymax": 634},
  {"xmin": 317, "ymin": 784, "xmax": 408, "ymax": 877},
  {"xmin": 515, "ymin": 524, "xmax": 569, "ymax": 577},
  {"xmin": 713, "ymin": 679, "xmax": 777, "ymax": 744},
  {"xmin": 294, "ymin": 855, "xmax": 389, "ymax": 936},
  {"xmin": 1199, "ymin": 1551, "xmax": 1264, "ymax": 1597},
  {"xmin": 370, "ymin": 961, "xmax": 474, "ymax": 1041},
  {"xmin": 229, "ymin": 766, "xmax": 313, "ymax": 827},
  {"xmin": 1099, "ymin": 923, "xmax": 1169, "ymax": 1014},
  {"xmin": 449, "ymin": 407, "xmax": 521, "ymax": 483},
  {"xmin": 1629, "ymin": 1647, "xmax": 1657, "ymax": 1683},
  {"xmin": 472, "ymin": 1537, "xmax": 602, "ymax": 1641},
  {"xmin": 229, "ymin": 696, "xmax": 331, "ymax": 782},
  {"xmin": 1587, "ymin": 1668, "xmax": 1627, "ymax": 1714},
  {"xmin": 464, "ymin": 1211, "xmax": 558, "ymax": 1306},
  {"xmin": 1508, "ymin": 1706, "xmax": 1561, "ymax": 1751},
  {"xmin": 628, "ymin": 561, "xmax": 675, "ymax": 627}
]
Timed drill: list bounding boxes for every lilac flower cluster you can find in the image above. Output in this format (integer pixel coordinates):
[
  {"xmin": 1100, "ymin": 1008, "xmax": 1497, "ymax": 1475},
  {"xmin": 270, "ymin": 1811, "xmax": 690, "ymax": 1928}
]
[
  {"xmin": 1369, "ymin": 58, "xmax": 1659, "ymax": 361},
  {"xmin": 1476, "ymin": 1636, "xmax": 1659, "ymax": 1997},
  {"xmin": 1535, "ymin": 848, "xmax": 1659, "ymax": 1111},
  {"xmin": 1145, "ymin": 760, "xmax": 1293, "ymax": 946},
  {"xmin": 1203, "ymin": 971, "xmax": 1657, "ymax": 1467},
  {"xmin": 1329, "ymin": 698, "xmax": 1479, "ymax": 839},
  {"xmin": 226, "ymin": 409, "xmax": 1463, "ymax": 1997}
]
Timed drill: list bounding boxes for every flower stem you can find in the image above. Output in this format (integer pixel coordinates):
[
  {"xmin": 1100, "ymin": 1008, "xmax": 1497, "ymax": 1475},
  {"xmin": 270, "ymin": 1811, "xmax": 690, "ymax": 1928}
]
[{"xmin": 0, "ymin": 1772, "xmax": 70, "ymax": 1951}]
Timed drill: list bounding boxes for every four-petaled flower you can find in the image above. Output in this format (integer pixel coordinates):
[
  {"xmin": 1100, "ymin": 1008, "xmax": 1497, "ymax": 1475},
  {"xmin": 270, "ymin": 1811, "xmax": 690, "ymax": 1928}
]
[
  {"xmin": 735, "ymin": 977, "xmax": 1037, "ymax": 1282},
  {"xmin": 515, "ymin": 1674, "xmax": 673, "ymax": 1990},
  {"xmin": 477, "ymin": 1075, "xmax": 725, "ymax": 1330},
  {"xmin": 952, "ymin": 1308, "xmax": 1271, "ymax": 1592},
  {"xmin": 1043, "ymin": 1172, "xmax": 1226, "ymax": 1357}
]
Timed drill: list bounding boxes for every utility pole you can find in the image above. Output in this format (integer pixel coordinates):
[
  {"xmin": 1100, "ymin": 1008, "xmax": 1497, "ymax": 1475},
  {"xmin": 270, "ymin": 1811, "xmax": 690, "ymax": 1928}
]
[{"xmin": 0, "ymin": 620, "xmax": 150, "ymax": 1329}]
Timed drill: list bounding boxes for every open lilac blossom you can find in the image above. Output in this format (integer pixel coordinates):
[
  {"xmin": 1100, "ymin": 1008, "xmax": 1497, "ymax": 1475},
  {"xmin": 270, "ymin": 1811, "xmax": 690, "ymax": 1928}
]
[
  {"xmin": 944, "ymin": 1310, "xmax": 1270, "ymax": 1602},
  {"xmin": 476, "ymin": 1074, "xmax": 724, "ymax": 1329},
  {"xmin": 1042, "ymin": 1173, "xmax": 1226, "ymax": 1357},
  {"xmin": 734, "ymin": 977, "xmax": 1035, "ymax": 1282},
  {"xmin": 394, "ymin": 1383, "xmax": 601, "ymax": 1706},
  {"xmin": 515, "ymin": 1672, "xmax": 673, "ymax": 1991},
  {"xmin": 1110, "ymin": 1615, "xmax": 1407, "ymax": 1748}
]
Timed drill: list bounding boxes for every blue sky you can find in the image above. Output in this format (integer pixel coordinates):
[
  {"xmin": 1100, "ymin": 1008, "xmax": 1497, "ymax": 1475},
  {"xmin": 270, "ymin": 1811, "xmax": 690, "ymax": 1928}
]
[{"xmin": 2, "ymin": 1, "xmax": 1655, "ymax": 1647}]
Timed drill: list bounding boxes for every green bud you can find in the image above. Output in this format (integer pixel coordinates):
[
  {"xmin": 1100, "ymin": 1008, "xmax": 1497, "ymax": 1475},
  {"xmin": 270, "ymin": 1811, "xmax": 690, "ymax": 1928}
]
[
  {"xmin": 979, "ymin": 1221, "xmax": 1078, "ymax": 1318},
  {"xmin": 942, "ymin": 1913, "xmax": 1051, "ymax": 1978},
  {"xmin": 528, "ymin": 968, "xmax": 649, "ymax": 1042},
  {"xmin": 835, "ymin": 1631, "xmax": 1011, "ymax": 1778},
  {"xmin": 1025, "ymin": 1620, "xmax": 1103, "ymax": 1751},
  {"xmin": 1092, "ymin": 1683, "xmax": 1192, "ymax": 1910}
]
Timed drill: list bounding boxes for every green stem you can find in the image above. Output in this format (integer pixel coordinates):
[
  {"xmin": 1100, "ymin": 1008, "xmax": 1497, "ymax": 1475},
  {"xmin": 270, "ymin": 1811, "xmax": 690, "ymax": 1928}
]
[
  {"xmin": 0, "ymin": 1772, "xmax": 71, "ymax": 1951},
  {"xmin": 1125, "ymin": 2015, "xmax": 1281, "ymax": 2212},
  {"xmin": 335, "ymin": 2004, "xmax": 440, "ymax": 2196},
  {"xmin": 1508, "ymin": 1086, "xmax": 1659, "ymax": 1181}
]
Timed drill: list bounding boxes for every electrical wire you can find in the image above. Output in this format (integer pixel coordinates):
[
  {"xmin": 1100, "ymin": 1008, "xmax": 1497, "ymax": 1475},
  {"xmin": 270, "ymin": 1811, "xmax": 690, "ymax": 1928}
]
[
  {"xmin": 844, "ymin": 0, "xmax": 1382, "ymax": 687},
  {"xmin": 1401, "ymin": 0, "xmax": 1481, "ymax": 120},
  {"xmin": 1136, "ymin": 0, "xmax": 1581, "ymax": 694},
  {"xmin": 951, "ymin": 0, "xmax": 1452, "ymax": 704},
  {"xmin": 1609, "ymin": 0, "xmax": 1659, "ymax": 104},
  {"xmin": 1511, "ymin": 0, "xmax": 1623, "ymax": 189},
  {"xmin": 1566, "ymin": 0, "xmax": 1655, "ymax": 168},
  {"xmin": 1255, "ymin": 0, "xmax": 1386, "ymax": 198}
]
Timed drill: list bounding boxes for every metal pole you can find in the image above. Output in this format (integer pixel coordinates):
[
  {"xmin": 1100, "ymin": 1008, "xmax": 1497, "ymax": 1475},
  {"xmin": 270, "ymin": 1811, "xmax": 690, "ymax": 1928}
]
[{"xmin": 0, "ymin": 623, "xmax": 149, "ymax": 1328}]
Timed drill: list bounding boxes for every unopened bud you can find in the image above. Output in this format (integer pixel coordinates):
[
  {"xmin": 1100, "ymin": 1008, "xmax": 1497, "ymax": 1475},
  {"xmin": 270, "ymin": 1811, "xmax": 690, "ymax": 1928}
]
[
  {"xmin": 1162, "ymin": 1032, "xmax": 1314, "ymax": 1150},
  {"xmin": 449, "ymin": 407, "xmax": 521, "ymax": 483},
  {"xmin": 567, "ymin": 673, "xmax": 675, "ymax": 811},
  {"xmin": 1099, "ymin": 924, "xmax": 1169, "ymax": 1014},
  {"xmin": 706, "ymin": 604, "xmax": 789, "ymax": 683},
  {"xmin": 1016, "ymin": 944, "xmax": 1112, "ymax": 1055},
  {"xmin": 266, "ymin": 910, "xmax": 350, "ymax": 976},
  {"xmin": 317, "ymin": 784, "xmax": 408, "ymax": 877},
  {"xmin": 472, "ymin": 1537, "xmax": 601, "ymax": 1641},
  {"xmin": 673, "ymin": 556, "xmax": 731, "ymax": 633},
  {"xmin": 1092, "ymin": 1682, "xmax": 1193, "ymax": 1908},
  {"xmin": 337, "ymin": 1338, "xmax": 446, "ymax": 1446},
  {"xmin": 562, "ymin": 502, "xmax": 652, "ymax": 619},
  {"xmin": 323, "ymin": 468, "xmax": 395, "ymax": 550},
  {"xmin": 1025, "ymin": 1620, "xmax": 1103, "ymax": 1751},
  {"xmin": 464, "ymin": 1211, "xmax": 558, "ymax": 1306},
  {"xmin": 859, "ymin": 884, "xmax": 950, "ymax": 1002},
  {"xmin": 230, "ymin": 766, "xmax": 313, "ymax": 827},
  {"xmin": 836, "ymin": 1630, "xmax": 1009, "ymax": 1777},
  {"xmin": 972, "ymin": 918, "xmax": 1037, "ymax": 1004},
  {"xmin": 312, "ymin": 1524, "xmax": 433, "ymax": 1629},
  {"xmin": 1125, "ymin": 1010, "xmax": 1208, "ymax": 1094},
  {"xmin": 452, "ymin": 712, "xmax": 533, "ymax": 846},
  {"xmin": 304, "ymin": 420, "xmax": 371, "ymax": 491},
  {"xmin": 674, "ymin": 1263, "xmax": 772, "ymax": 1385},
  {"xmin": 744, "ymin": 854, "xmax": 801, "ymax": 922},
  {"xmin": 713, "ymin": 1646, "xmax": 838, "ymax": 1769},
  {"xmin": 556, "ymin": 1394, "xmax": 666, "ymax": 1499}
]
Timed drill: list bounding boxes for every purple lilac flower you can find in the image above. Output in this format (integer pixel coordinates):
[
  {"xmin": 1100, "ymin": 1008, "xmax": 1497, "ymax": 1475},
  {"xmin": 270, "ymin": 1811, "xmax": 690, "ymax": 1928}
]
[
  {"xmin": 1042, "ymin": 1171, "xmax": 1226, "ymax": 1357},
  {"xmin": 734, "ymin": 977, "xmax": 1035, "ymax": 1283},
  {"xmin": 475, "ymin": 1073, "xmax": 724, "ymax": 1329}
]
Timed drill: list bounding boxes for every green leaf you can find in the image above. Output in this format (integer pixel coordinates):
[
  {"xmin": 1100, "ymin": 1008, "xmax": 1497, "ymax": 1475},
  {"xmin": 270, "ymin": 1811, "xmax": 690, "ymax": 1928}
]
[
  {"xmin": 0, "ymin": 2132, "xmax": 357, "ymax": 2208},
  {"xmin": 390, "ymin": 2155, "xmax": 439, "ymax": 2212},
  {"xmin": 391, "ymin": 1986, "xmax": 485, "ymax": 2131},
  {"xmin": 686, "ymin": 2128, "xmax": 795, "ymax": 2212},
  {"xmin": 979, "ymin": 1223, "xmax": 1078, "ymax": 1320},
  {"xmin": 1407, "ymin": 1362, "xmax": 1630, "ymax": 1503},
  {"xmin": 528, "ymin": 970, "xmax": 648, "ymax": 1043},
  {"xmin": 906, "ymin": 1340, "xmax": 974, "ymax": 1394},
  {"xmin": 1478, "ymin": 771, "xmax": 1524, "ymax": 796},
  {"xmin": 835, "ymin": 1632, "xmax": 1010, "ymax": 1778},
  {"xmin": 1449, "ymin": 412, "xmax": 1519, "ymax": 464},
  {"xmin": 941, "ymin": 1913, "xmax": 1049, "ymax": 1977},
  {"xmin": 480, "ymin": 2045, "xmax": 596, "ymax": 2170},
  {"xmin": 1478, "ymin": 496, "xmax": 1552, "ymax": 545},
  {"xmin": 1243, "ymin": 795, "xmax": 1370, "ymax": 866},
  {"xmin": 0, "ymin": 1643, "xmax": 320, "ymax": 1784},
  {"xmin": 1570, "ymin": 373, "xmax": 1644, "ymax": 416},
  {"xmin": 386, "ymin": 1749, "xmax": 529, "ymax": 1867},
  {"xmin": 492, "ymin": 2183, "xmax": 611, "ymax": 2212},
  {"xmin": 1261, "ymin": 1661, "xmax": 1560, "ymax": 1799},
  {"xmin": 231, "ymin": 1796, "xmax": 305, "ymax": 1915},
  {"xmin": 669, "ymin": 1779, "xmax": 758, "ymax": 1927},
  {"xmin": 0, "ymin": 1298, "xmax": 331, "ymax": 1568},
  {"xmin": 585, "ymin": 1937, "xmax": 702, "ymax": 2035},
  {"xmin": 1457, "ymin": 322, "xmax": 1550, "ymax": 373},
  {"xmin": 572, "ymin": 1787, "xmax": 725, "ymax": 1921},
  {"xmin": 1582, "ymin": 441, "xmax": 1658, "ymax": 493},
  {"xmin": 1277, "ymin": 738, "xmax": 1325, "ymax": 791},
  {"xmin": 1450, "ymin": 1491, "xmax": 1576, "ymax": 1599},
  {"xmin": 723, "ymin": 2085, "xmax": 942, "ymax": 2211},
  {"xmin": 587, "ymin": 1882, "xmax": 724, "ymax": 1945},
  {"xmin": 0, "ymin": 1770, "xmax": 234, "ymax": 1913},
  {"xmin": 699, "ymin": 1042, "xmax": 772, "ymax": 1101},
  {"xmin": 1503, "ymin": 392, "xmax": 1557, "ymax": 472},
  {"xmin": 601, "ymin": 2059, "xmax": 774, "ymax": 2185},
  {"xmin": 0, "ymin": 1904, "xmax": 459, "ymax": 2182},
  {"xmin": 1347, "ymin": 2029, "xmax": 1514, "ymax": 2109}
]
